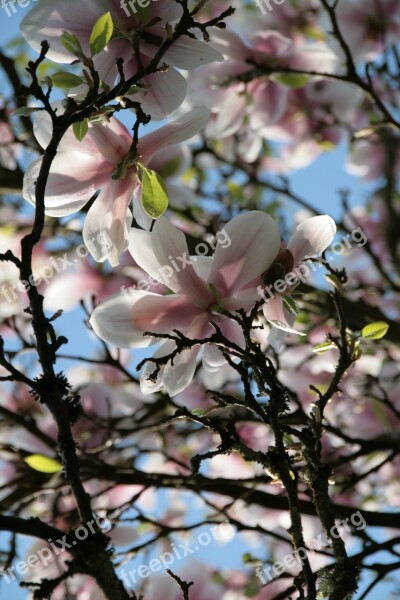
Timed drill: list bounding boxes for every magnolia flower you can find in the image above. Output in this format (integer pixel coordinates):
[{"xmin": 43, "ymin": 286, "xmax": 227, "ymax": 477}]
[
  {"xmin": 90, "ymin": 211, "xmax": 281, "ymax": 396},
  {"xmin": 20, "ymin": 0, "xmax": 223, "ymax": 120},
  {"xmin": 260, "ymin": 215, "xmax": 336, "ymax": 350},
  {"xmin": 188, "ymin": 27, "xmax": 337, "ymax": 151},
  {"xmin": 336, "ymin": 0, "xmax": 400, "ymax": 61},
  {"xmin": 23, "ymin": 106, "xmax": 210, "ymax": 266}
]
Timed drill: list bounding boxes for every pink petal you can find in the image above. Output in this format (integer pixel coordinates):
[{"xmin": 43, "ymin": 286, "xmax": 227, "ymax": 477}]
[
  {"xmin": 288, "ymin": 215, "xmax": 337, "ymax": 264},
  {"xmin": 33, "ymin": 103, "xmax": 98, "ymax": 153},
  {"xmin": 90, "ymin": 292, "xmax": 202, "ymax": 349},
  {"xmin": 83, "ymin": 178, "xmax": 134, "ymax": 266},
  {"xmin": 139, "ymin": 108, "xmax": 210, "ymax": 163},
  {"xmin": 88, "ymin": 119, "xmax": 131, "ymax": 165},
  {"xmin": 162, "ymin": 316, "xmax": 211, "ymax": 396},
  {"xmin": 44, "ymin": 271, "xmax": 103, "ymax": 311},
  {"xmin": 20, "ymin": 0, "xmax": 101, "ymax": 62},
  {"xmin": 208, "ymin": 211, "xmax": 281, "ymax": 297},
  {"xmin": 135, "ymin": 68, "xmax": 187, "ymax": 121},
  {"xmin": 263, "ymin": 295, "xmax": 286, "ymax": 323},
  {"xmin": 128, "ymin": 228, "xmax": 180, "ymax": 293},
  {"xmin": 150, "ymin": 218, "xmax": 213, "ymax": 308},
  {"xmin": 140, "ymin": 339, "xmax": 175, "ymax": 395},
  {"xmin": 203, "ymin": 318, "xmax": 244, "ymax": 368},
  {"xmin": 162, "ymin": 37, "xmax": 224, "ymax": 69},
  {"xmin": 23, "ymin": 155, "xmax": 109, "ymax": 217}
]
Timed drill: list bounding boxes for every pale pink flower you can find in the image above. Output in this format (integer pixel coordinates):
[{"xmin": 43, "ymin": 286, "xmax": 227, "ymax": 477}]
[
  {"xmin": 23, "ymin": 105, "xmax": 210, "ymax": 266},
  {"xmin": 90, "ymin": 211, "xmax": 281, "ymax": 396},
  {"xmin": 20, "ymin": 0, "xmax": 223, "ymax": 120},
  {"xmin": 261, "ymin": 215, "xmax": 336, "ymax": 350},
  {"xmin": 188, "ymin": 26, "xmax": 337, "ymax": 155},
  {"xmin": 336, "ymin": 0, "xmax": 400, "ymax": 61}
]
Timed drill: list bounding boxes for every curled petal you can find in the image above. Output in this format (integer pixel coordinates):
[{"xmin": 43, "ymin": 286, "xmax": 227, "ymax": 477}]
[
  {"xmin": 23, "ymin": 155, "xmax": 108, "ymax": 216},
  {"xmin": 90, "ymin": 291, "xmax": 202, "ymax": 349},
  {"xmin": 83, "ymin": 178, "xmax": 133, "ymax": 266},
  {"xmin": 139, "ymin": 108, "xmax": 210, "ymax": 163},
  {"xmin": 288, "ymin": 215, "xmax": 337, "ymax": 264}
]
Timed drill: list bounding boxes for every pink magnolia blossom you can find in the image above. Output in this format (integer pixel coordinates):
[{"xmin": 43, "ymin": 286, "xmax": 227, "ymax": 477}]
[
  {"xmin": 188, "ymin": 25, "xmax": 338, "ymax": 158},
  {"xmin": 20, "ymin": 0, "xmax": 223, "ymax": 120},
  {"xmin": 261, "ymin": 215, "xmax": 336, "ymax": 350},
  {"xmin": 23, "ymin": 105, "xmax": 210, "ymax": 266},
  {"xmin": 90, "ymin": 211, "xmax": 281, "ymax": 396},
  {"xmin": 336, "ymin": 0, "xmax": 400, "ymax": 61}
]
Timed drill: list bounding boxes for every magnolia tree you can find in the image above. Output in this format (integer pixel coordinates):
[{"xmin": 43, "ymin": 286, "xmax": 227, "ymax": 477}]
[{"xmin": 0, "ymin": 0, "xmax": 399, "ymax": 599}]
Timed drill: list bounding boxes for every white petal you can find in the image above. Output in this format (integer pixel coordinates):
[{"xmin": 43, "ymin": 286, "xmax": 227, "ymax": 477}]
[
  {"xmin": 83, "ymin": 179, "xmax": 133, "ymax": 266},
  {"xmin": 150, "ymin": 217, "xmax": 212, "ymax": 307},
  {"xmin": 162, "ymin": 37, "xmax": 224, "ymax": 69},
  {"xmin": 20, "ymin": 0, "xmax": 100, "ymax": 63},
  {"xmin": 23, "ymin": 155, "xmax": 107, "ymax": 216},
  {"xmin": 135, "ymin": 68, "xmax": 187, "ymax": 121},
  {"xmin": 128, "ymin": 228, "xmax": 180, "ymax": 293},
  {"xmin": 288, "ymin": 215, "xmax": 337, "ymax": 264},
  {"xmin": 90, "ymin": 290, "xmax": 158, "ymax": 349},
  {"xmin": 208, "ymin": 211, "xmax": 281, "ymax": 297},
  {"xmin": 139, "ymin": 108, "xmax": 210, "ymax": 163}
]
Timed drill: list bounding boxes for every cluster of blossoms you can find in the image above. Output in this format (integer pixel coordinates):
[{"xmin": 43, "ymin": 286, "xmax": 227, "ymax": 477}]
[{"xmin": 0, "ymin": 0, "xmax": 399, "ymax": 599}]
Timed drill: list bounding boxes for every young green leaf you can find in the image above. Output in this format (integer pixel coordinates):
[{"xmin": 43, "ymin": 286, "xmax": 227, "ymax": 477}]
[
  {"xmin": 90, "ymin": 12, "xmax": 113, "ymax": 56},
  {"xmin": 312, "ymin": 341, "xmax": 337, "ymax": 354},
  {"xmin": 25, "ymin": 454, "xmax": 62, "ymax": 474},
  {"xmin": 273, "ymin": 73, "xmax": 309, "ymax": 89},
  {"xmin": 361, "ymin": 321, "xmax": 389, "ymax": 340},
  {"xmin": 13, "ymin": 106, "xmax": 40, "ymax": 117},
  {"xmin": 73, "ymin": 119, "xmax": 89, "ymax": 142},
  {"xmin": 141, "ymin": 167, "xmax": 169, "ymax": 219},
  {"xmin": 51, "ymin": 72, "xmax": 84, "ymax": 89},
  {"xmin": 282, "ymin": 295, "xmax": 300, "ymax": 315},
  {"xmin": 60, "ymin": 30, "xmax": 83, "ymax": 56},
  {"xmin": 325, "ymin": 273, "xmax": 343, "ymax": 293}
]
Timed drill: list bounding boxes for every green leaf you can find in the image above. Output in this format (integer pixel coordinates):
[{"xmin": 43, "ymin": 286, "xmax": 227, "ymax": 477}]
[
  {"xmin": 141, "ymin": 167, "xmax": 169, "ymax": 219},
  {"xmin": 192, "ymin": 408, "xmax": 205, "ymax": 417},
  {"xmin": 269, "ymin": 320, "xmax": 306, "ymax": 336},
  {"xmin": 90, "ymin": 12, "xmax": 114, "ymax": 56},
  {"xmin": 312, "ymin": 341, "xmax": 337, "ymax": 354},
  {"xmin": 51, "ymin": 72, "xmax": 84, "ymax": 89},
  {"xmin": 25, "ymin": 454, "xmax": 62, "ymax": 474},
  {"xmin": 282, "ymin": 295, "xmax": 300, "ymax": 316},
  {"xmin": 242, "ymin": 553, "xmax": 259, "ymax": 564},
  {"xmin": 325, "ymin": 273, "xmax": 343, "ymax": 293},
  {"xmin": 73, "ymin": 119, "xmax": 89, "ymax": 142},
  {"xmin": 13, "ymin": 106, "xmax": 40, "ymax": 117},
  {"xmin": 361, "ymin": 321, "xmax": 389, "ymax": 340},
  {"xmin": 60, "ymin": 30, "xmax": 83, "ymax": 56},
  {"xmin": 274, "ymin": 73, "xmax": 309, "ymax": 88}
]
